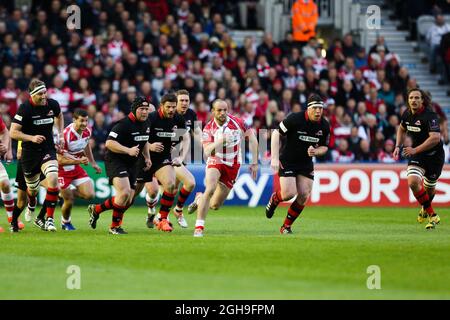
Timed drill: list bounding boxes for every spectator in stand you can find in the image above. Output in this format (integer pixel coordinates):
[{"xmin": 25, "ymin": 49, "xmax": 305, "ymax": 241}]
[
  {"xmin": 426, "ymin": 14, "xmax": 450, "ymax": 75},
  {"xmin": 378, "ymin": 139, "xmax": 396, "ymax": 163},
  {"xmin": 291, "ymin": 0, "xmax": 318, "ymax": 46},
  {"xmin": 331, "ymin": 139, "xmax": 355, "ymax": 163},
  {"xmin": 356, "ymin": 139, "xmax": 376, "ymax": 162}
]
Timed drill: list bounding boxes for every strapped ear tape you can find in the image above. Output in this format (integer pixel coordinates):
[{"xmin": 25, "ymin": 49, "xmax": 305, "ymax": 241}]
[{"xmin": 130, "ymin": 96, "xmax": 149, "ymax": 116}]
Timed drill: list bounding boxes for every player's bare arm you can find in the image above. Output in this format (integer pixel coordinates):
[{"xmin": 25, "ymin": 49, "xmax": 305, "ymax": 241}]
[
  {"xmin": 10, "ymin": 123, "xmax": 45, "ymax": 144},
  {"xmin": 106, "ymin": 140, "xmax": 140, "ymax": 157},
  {"xmin": 142, "ymin": 142, "xmax": 152, "ymax": 170},
  {"xmin": 55, "ymin": 112, "xmax": 64, "ymax": 150},
  {"xmin": 393, "ymin": 124, "xmax": 406, "ymax": 160},
  {"xmin": 307, "ymin": 145, "xmax": 328, "ymax": 157},
  {"xmin": 246, "ymin": 129, "xmax": 259, "ymax": 180},
  {"xmin": 403, "ymin": 132, "xmax": 441, "ymax": 157},
  {"xmin": 203, "ymin": 134, "xmax": 232, "ymax": 158},
  {"xmin": 57, "ymin": 152, "xmax": 88, "ymax": 166},
  {"xmin": 179, "ymin": 131, "xmax": 191, "ymax": 163},
  {"xmin": 84, "ymin": 143, "xmax": 102, "ymax": 173},
  {"xmin": 270, "ymin": 129, "xmax": 280, "ymax": 173},
  {"xmin": 0, "ymin": 126, "xmax": 12, "ymax": 161}
]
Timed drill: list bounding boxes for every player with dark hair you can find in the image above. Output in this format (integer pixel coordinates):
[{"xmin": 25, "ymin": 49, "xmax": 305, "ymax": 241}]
[
  {"xmin": 147, "ymin": 89, "xmax": 199, "ymax": 228},
  {"xmin": 188, "ymin": 99, "xmax": 259, "ymax": 237},
  {"xmin": 87, "ymin": 97, "xmax": 151, "ymax": 234},
  {"xmin": 393, "ymin": 88, "xmax": 444, "ymax": 229},
  {"xmin": 56, "ymin": 109, "xmax": 102, "ymax": 230},
  {"xmin": 135, "ymin": 93, "xmax": 189, "ymax": 233},
  {"xmin": 9, "ymin": 79, "xmax": 64, "ymax": 232},
  {"xmin": 266, "ymin": 94, "xmax": 330, "ymax": 234}
]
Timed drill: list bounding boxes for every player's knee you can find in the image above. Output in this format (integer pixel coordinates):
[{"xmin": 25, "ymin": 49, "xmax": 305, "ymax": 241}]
[
  {"xmin": 0, "ymin": 179, "xmax": 11, "ymax": 192},
  {"xmin": 281, "ymin": 191, "xmax": 296, "ymax": 201},
  {"xmin": 408, "ymin": 179, "xmax": 421, "ymax": 192},
  {"xmin": 16, "ymin": 197, "xmax": 26, "ymax": 210},
  {"xmin": 184, "ymin": 178, "xmax": 196, "ymax": 191},
  {"xmin": 63, "ymin": 192, "xmax": 75, "ymax": 202},
  {"xmin": 164, "ymin": 182, "xmax": 177, "ymax": 194}
]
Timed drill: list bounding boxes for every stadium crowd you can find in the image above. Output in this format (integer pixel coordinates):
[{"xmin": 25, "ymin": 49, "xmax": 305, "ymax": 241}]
[{"xmin": 0, "ymin": 0, "xmax": 449, "ymax": 164}]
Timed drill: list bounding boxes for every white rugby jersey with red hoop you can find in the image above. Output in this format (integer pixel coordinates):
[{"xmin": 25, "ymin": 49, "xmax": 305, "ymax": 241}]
[
  {"xmin": 58, "ymin": 123, "xmax": 91, "ymax": 189},
  {"xmin": 202, "ymin": 114, "xmax": 249, "ymax": 189}
]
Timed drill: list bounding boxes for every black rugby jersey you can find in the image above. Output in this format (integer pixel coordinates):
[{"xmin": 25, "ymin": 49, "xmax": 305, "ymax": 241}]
[
  {"xmin": 148, "ymin": 108, "xmax": 186, "ymax": 162},
  {"xmin": 105, "ymin": 113, "xmax": 151, "ymax": 164},
  {"xmin": 12, "ymin": 98, "xmax": 61, "ymax": 152},
  {"xmin": 400, "ymin": 107, "xmax": 443, "ymax": 156},
  {"xmin": 278, "ymin": 111, "xmax": 330, "ymax": 165},
  {"xmin": 147, "ymin": 108, "xmax": 187, "ymax": 161},
  {"xmin": 180, "ymin": 108, "xmax": 199, "ymax": 134}
]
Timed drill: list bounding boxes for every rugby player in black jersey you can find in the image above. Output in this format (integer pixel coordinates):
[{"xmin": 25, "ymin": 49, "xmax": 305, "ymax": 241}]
[
  {"xmin": 266, "ymin": 94, "xmax": 330, "ymax": 234},
  {"xmin": 9, "ymin": 79, "xmax": 64, "ymax": 232},
  {"xmin": 135, "ymin": 93, "xmax": 188, "ymax": 233},
  {"xmin": 393, "ymin": 88, "xmax": 445, "ymax": 230},
  {"xmin": 144, "ymin": 89, "xmax": 198, "ymax": 229},
  {"xmin": 87, "ymin": 97, "xmax": 151, "ymax": 234}
]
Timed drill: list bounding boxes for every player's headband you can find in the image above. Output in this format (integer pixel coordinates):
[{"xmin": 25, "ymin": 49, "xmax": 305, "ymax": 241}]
[
  {"xmin": 307, "ymin": 100, "xmax": 325, "ymax": 108},
  {"xmin": 30, "ymin": 85, "xmax": 46, "ymax": 96}
]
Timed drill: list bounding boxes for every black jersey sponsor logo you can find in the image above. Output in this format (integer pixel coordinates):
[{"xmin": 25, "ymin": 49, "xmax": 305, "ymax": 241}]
[
  {"xmin": 406, "ymin": 125, "xmax": 421, "ymax": 132},
  {"xmin": 415, "ymin": 120, "xmax": 421, "ymax": 125},
  {"xmin": 134, "ymin": 135, "xmax": 149, "ymax": 141},
  {"xmin": 47, "ymin": 110, "xmax": 54, "ymax": 116},
  {"xmin": 157, "ymin": 132, "xmax": 176, "ymax": 138},
  {"xmin": 316, "ymin": 130, "xmax": 323, "ymax": 136},
  {"xmin": 299, "ymin": 135, "xmax": 320, "ymax": 143},
  {"xmin": 33, "ymin": 118, "xmax": 54, "ymax": 125},
  {"xmin": 14, "ymin": 114, "xmax": 23, "ymax": 121}
]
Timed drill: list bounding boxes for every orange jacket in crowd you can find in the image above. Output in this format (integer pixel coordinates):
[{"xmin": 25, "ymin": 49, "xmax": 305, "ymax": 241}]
[{"xmin": 292, "ymin": 0, "xmax": 319, "ymax": 42}]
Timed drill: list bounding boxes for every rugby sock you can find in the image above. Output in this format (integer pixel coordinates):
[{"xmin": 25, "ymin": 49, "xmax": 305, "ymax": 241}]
[
  {"xmin": 27, "ymin": 190, "xmax": 36, "ymax": 213},
  {"xmin": 95, "ymin": 197, "xmax": 115, "ymax": 214},
  {"xmin": 195, "ymin": 219, "xmax": 205, "ymax": 230},
  {"xmin": 61, "ymin": 216, "xmax": 71, "ymax": 224},
  {"xmin": 111, "ymin": 199, "xmax": 127, "ymax": 228},
  {"xmin": 11, "ymin": 205, "xmax": 23, "ymax": 224},
  {"xmin": 44, "ymin": 187, "xmax": 59, "ymax": 218},
  {"xmin": 176, "ymin": 187, "xmax": 191, "ymax": 209},
  {"xmin": 1, "ymin": 191, "xmax": 14, "ymax": 219},
  {"xmin": 159, "ymin": 191, "xmax": 175, "ymax": 220},
  {"xmin": 37, "ymin": 203, "xmax": 46, "ymax": 220},
  {"xmin": 145, "ymin": 193, "xmax": 158, "ymax": 214},
  {"xmin": 413, "ymin": 187, "xmax": 434, "ymax": 215},
  {"xmin": 283, "ymin": 202, "xmax": 304, "ymax": 227},
  {"xmin": 271, "ymin": 190, "xmax": 283, "ymax": 206}
]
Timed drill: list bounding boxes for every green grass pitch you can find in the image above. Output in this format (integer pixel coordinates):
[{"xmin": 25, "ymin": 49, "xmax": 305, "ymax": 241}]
[{"xmin": 1, "ymin": 206, "xmax": 449, "ymax": 299}]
